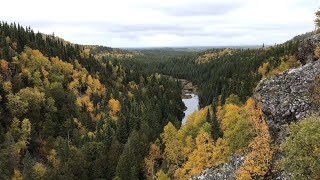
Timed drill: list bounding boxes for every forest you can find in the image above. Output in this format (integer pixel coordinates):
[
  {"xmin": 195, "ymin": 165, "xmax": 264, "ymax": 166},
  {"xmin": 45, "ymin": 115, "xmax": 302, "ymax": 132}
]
[
  {"xmin": 0, "ymin": 8, "xmax": 320, "ymax": 180},
  {"xmin": 0, "ymin": 22, "xmax": 184, "ymax": 179}
]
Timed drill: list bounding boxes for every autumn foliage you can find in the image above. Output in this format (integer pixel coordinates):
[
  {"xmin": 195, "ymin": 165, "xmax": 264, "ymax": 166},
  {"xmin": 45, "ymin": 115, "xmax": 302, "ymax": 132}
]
[
  {"xmin": 149, "ymin": 96, "xmax": 273, "ymax": 180},
  {"xmin": 149, "ymin": 106, "xmax": 229, "ymax": 179},
  {"xmin": 108, "ymin": 98, "xmax": 121, "ymax": 118},
  {"xmin": 0, "ymin": 22, "xmax": 185, "ymax": 180},
  {"xmin": 236, "ymin": 102, "xmax": 272, "ymax": 179}
]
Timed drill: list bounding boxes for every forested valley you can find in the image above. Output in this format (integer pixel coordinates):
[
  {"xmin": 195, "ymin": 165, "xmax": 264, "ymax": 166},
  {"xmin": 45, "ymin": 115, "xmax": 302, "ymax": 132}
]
[
  {"xmin": 0, "ymin": 9, "xmax": 320, "ymax": 180},
  {"xmin": 0, "ymin": 22, "xmax": 184, "ymax": 179}
]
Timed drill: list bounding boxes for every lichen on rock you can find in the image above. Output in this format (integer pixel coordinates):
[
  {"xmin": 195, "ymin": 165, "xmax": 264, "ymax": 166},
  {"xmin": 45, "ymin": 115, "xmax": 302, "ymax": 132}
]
[
  {"xmin": 190, "ymin": 155, "xmax": 244, "ymax": 180},
  {"xmin": 255, "ymin": 60, "xmax": 320, "ymax": 143},
  {"xmin": 297, "ymin": 34, "xmax": 320, "ymax": 64}
]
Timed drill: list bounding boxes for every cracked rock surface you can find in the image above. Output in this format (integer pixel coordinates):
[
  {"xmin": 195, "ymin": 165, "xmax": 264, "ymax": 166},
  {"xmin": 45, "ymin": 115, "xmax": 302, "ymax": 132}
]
[
  {"xmin": 190, "ymin": 155, "xmax": 244, "ymax": 180},
  {"xmin": 255, "ymin": 60, "xmax": 320, "ymax": 143}
]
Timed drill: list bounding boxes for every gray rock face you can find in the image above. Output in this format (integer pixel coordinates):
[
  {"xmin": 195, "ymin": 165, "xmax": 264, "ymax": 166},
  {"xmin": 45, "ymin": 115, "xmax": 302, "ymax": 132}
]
[
  {"xmin": 190, "ymin": 155, "xmax": 244, "ymax": 180},
  {"xmin": 191, "ymin": 35, "xmax": 320, "ymax": 180},
  {"xmin": 297, "ymin": 34, "xmax": 320, "ymax": 64},
  {"xmin": 255, "ymin": 60, "xmax": 320, "ymax": 143}
]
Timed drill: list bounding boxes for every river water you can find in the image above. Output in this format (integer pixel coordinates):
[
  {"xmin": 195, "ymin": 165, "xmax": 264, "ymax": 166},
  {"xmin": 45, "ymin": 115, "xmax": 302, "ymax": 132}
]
[{"xmin": 182, "ymin": 94, "xmax": 199, "ymax": 125}]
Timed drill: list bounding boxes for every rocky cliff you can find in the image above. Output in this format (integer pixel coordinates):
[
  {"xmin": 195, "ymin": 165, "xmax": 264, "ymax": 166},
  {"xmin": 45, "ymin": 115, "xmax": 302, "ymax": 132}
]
[
  {"xmin": 252, "ymin": 35, "xmax": 320, "ymax": 179},
  {"xmin": 191, "ymin": 34, "xmax": 320, "ymax": 180},
  {"xmin": 297, "ymin": 34, "xmax": 320, "ymax": 64},
  {"xmin": 255, "ymin": 60, "xmax": 320, "ymax": 143},
  {"xmin": 255, "ymin": 34, "xmax": 320, "ymax": 143}
]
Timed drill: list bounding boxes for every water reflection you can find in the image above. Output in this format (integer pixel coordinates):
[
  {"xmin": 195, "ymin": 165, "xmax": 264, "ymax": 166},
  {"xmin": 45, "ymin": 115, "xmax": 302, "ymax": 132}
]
[{"xmin": 182, "ymin": 94, "xmax": 199, "ymax": 125}]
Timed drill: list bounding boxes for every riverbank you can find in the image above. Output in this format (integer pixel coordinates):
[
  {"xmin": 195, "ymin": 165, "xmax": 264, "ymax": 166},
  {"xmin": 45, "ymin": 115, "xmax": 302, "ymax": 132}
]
[
  {"xmin": 180, "ymin": 79, "xmax": 198, "ymax": 99},
  {"xmin": 180, "ymin": 79, "xmax": 199, "ymax": 124}
]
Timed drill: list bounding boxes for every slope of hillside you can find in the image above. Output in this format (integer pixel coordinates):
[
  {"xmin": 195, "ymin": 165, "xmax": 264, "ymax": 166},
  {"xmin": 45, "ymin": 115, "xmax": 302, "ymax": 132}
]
[
  {"xmin": 0, "ymin": 22, "xmax": 184, "ymax": 179},
  {"xmin": 189, "ymin": 33, "xmax": 320, "ymax": 180}
]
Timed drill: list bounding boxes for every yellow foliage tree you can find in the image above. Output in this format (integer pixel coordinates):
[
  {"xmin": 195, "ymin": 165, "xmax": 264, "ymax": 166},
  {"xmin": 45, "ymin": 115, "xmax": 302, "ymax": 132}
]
[
  {"xmin": 11, "ymin": 169, "xmax": 23, "ymax": 180},
  {"xmin": 221, "ymin": 103, "xmax": 254, "ymax": 153},
  {"xmin": 68, "ymin": 78, "xmax": 79, "ymax": 95},
  {"xmin": 87, "ymin": 75, "xmax": 93, "ymax": 86},
  {"xmin": 161, "ymin": 122, "xmax": 183, "ymax": 176},
  {"xmin": 86, "ymin": 101, "xmax": 94, "ymax": 113},
  {"xmin": 51, "ymin": 56, "xmax": 73, "ymax": 75},
  {"xmin": 175, "ymin": 132, "xmax": 230, "ymax": 179},
  {"xmin": 156, "ymin": 169, "xmax": 171, "ymax": 180},
  {"xmin": 212, "ymin": 138, "xmax": 230, "ymax": 165},
  {"xmin": 10, "ymin": 117, "xmax": 21, "ymax": 138},
  {"xmin": 16, "ymin": 87, "xmax": 45, "ymax": 111},
  {"xmin": 21, "ymin": 118, "xmax": 31, "ymax": 142},
  {"xmin": 33, "ymin": 162, "xmax": 46, "ymax": 180},
  {"xmin": 0, "ymin": 59, "xmax": 9, "ymax": 75},
  {"xmin": 236, "ymin": 103, "xmax": 272, "ymax": 179},
  {"xmin": 47, "ymin": 149, "xmax": 60, "ymax": 169},
  {"xmin": 77, "ymin": 95, "xmax": 95, "ymax": 113},
  {"xmin": 21, "ymin": 48, "xmax": 51, "ymax": 71},
  {"xmin": 108, "ymin": 98, "xmax": 121, "ymax": 118},
  {"xmin": 144, "ymin": 143, "xmax": 162, "ymax": 180},
  {"xmin": 9, "ymin": 118, "xmax": 32, "ymax": 163},
  {"xmin": 175, "ymin": 130, "xmax": 215, "ymax": 179},
  {"xmin": 87, "ymin": 131, "xmax": 96, "ymax": 140},
  {"xmin": 258, "ymin": 62, "xmax": 269, "ymax": 79},
  {"xmin": 160, "ymin": 107, "xmax": 224, "ymax": 179},
  {"xmin": 81, "ymin": 48, "xmax": 91, "ymax": 59}
]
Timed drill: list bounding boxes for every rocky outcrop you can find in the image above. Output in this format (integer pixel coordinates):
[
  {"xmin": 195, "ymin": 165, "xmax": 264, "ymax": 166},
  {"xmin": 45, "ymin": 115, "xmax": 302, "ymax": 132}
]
[
  {"xmin": 190, "ymin": 155, "xmax": 244, "ymax": 180},
  {"xmin": 191, "ymin": 35, "xmax": 320, "ymax": 180},
  {"xmin": 255, "ymin": 60, "xmax": 320, "ymax": 143},
  {"xmin": 297, "ymin": 34, "xmax": 320, "ymax": 64}
]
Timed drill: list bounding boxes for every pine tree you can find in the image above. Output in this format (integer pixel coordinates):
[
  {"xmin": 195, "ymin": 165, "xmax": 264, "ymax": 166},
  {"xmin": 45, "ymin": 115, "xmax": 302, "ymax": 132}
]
[
  {"xmin": 211, "ymin": 111, "xmax": 222, "ymax": 141},
  {"xmin": 116, "ymin": 131, "xmax": 145, "ymax": 180},
  {"xmin": 23, "ymin": 151, "xmax": 34, "ymax": 180},
  {"xmin": 315, "ymin": 9, "xmax": 320, "ymax": 29}
]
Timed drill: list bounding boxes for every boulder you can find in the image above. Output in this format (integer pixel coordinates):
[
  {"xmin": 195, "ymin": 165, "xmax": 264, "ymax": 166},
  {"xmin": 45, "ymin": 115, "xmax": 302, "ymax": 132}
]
[{"xmin": 190, "ymin": 155, "xmax": 244, "ymax": 180}]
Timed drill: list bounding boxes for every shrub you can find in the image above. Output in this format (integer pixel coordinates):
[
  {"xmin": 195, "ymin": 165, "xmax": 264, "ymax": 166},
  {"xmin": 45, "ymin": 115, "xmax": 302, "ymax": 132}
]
[{"xmin": 280, "ymin": 115, "xmax": 320, "ymax": 180}]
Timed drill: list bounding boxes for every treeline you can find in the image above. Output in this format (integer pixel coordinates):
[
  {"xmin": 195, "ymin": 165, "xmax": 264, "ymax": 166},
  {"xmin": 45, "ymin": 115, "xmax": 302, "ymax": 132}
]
[
  {"xmin": 0, "ymin": 22, "xmax": 82, "ymax": 61},
  {"xmin": 197, "ymin": 42, "xmax": 300, "ymax": 107},
  {"xmin": 0, "ymin": 22, "xmax": 184, "ymax": 179},
  {"xmin": 131, "ymin": 41, "xmax": 300, "ymax": 108}
]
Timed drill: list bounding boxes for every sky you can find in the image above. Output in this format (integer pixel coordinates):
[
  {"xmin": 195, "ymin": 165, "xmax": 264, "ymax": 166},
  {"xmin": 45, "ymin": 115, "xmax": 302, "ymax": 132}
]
[{"xmin": 1, "ymin": 0, "xmax": 319, "ymax": 47}]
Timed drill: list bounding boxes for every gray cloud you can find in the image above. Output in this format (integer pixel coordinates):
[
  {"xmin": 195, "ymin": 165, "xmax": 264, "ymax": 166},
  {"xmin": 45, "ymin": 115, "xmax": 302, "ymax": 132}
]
[
  {"xmin": 5, "ymin": 0, "xmax": 315, "ymax": 47},
  {"xmin": 155, "ymin": 2, "xmax": 244, "ymax": 17}
]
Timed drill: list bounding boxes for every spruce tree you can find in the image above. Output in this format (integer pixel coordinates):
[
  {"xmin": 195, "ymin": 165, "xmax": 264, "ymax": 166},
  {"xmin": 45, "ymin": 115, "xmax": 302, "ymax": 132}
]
[{"xmin": 23, "ymin": 151, "xmax": 34, "ymax": 180}]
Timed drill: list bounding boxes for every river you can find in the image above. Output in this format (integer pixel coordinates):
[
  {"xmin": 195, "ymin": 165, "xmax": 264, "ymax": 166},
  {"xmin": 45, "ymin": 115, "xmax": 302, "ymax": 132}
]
[
  {"xmin": 182, "ymin": 93, "xmax": 199, "ymax": 125},
  {"xmin": 161, "ymin": 76, "xmax": 200, "ymax": 125}
]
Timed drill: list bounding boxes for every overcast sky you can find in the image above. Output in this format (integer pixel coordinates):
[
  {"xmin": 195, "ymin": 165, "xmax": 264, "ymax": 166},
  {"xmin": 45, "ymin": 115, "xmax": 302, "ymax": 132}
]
[{"xmin": 1, "ymin": 0, "xmax": 319, "ymax": 47}]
